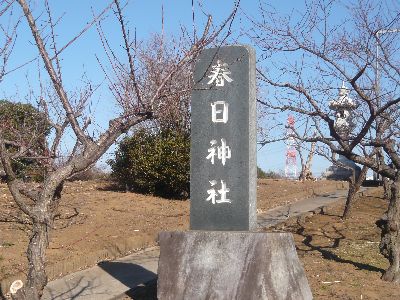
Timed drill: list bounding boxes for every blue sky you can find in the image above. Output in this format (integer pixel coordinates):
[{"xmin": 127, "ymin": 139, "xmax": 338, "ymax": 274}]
[{"xmin": 1, "ymin": 0, "xmax": 347, "ymax": 175}]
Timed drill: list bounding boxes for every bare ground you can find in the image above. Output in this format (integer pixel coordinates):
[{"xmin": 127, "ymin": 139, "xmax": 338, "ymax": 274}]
[
  {"xmin": 267, "ymin": 187, "xmax": 397, "ymax": 300},
  {"xmin": 122, "ymin": 187, "xmax": 397, "ymax": 300},
  {"xmin": 0, "ymin": 178, "xmax": 338, "ymax": 291}
]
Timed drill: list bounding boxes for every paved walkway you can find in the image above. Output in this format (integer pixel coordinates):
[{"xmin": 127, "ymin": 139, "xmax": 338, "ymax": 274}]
[
  {"xmin": 257, "ymin": 187, "xmax": 354, "ymax": 228},
  {"xmin": 42, "ymin": 247, "xmax": 159, "ymax": 300},
  {"xmin": 41, "ymin": 187, "xmax": 368, "ymax": 300}
]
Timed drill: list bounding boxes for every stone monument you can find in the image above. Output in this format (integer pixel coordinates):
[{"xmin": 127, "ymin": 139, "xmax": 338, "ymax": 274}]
[
  {"xmin": 190, "ymin": 45, "xmax": 257, "ymax": 231},
  {"xmin": 157, "ymin": 45, "xmax": 312, "ymax": 300}
]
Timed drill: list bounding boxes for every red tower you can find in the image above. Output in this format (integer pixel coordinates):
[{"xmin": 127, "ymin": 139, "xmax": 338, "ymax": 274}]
[{"xmin": 285, "ymin": 115, "xmax": 297, "ymax": 178}]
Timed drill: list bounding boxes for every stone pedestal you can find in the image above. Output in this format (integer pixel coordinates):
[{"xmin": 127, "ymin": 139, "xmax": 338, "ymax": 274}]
[
  {"xmin": 324, "ymin": 155, "xmax": 361, "ymax": 180},
  {"xmin": 157, "ymin": 231, "xmax": 312, "ymax": 300}
]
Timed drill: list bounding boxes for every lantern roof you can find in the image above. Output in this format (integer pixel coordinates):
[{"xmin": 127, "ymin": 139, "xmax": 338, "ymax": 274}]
[{"xmin": 329, "ymin": 81, "xmax": 356, "ymax": 111}]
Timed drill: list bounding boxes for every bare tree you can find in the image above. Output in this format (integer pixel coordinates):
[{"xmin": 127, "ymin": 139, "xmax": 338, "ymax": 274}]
[
  {"xmin": 318, "ymin": 146, "xmax": 370, "ymax": 219},
  {"xmin": 298, "ymin": 140, "xmax": 317, "ymax": 181},
  {"xmin": 343, "ymin": 164, "xmax": 368, "ymax": 218},
  {"xmin": 0, "ymin": 0, "xmax": 239, "ymax": 298},
  {"xmin": 294, "ymin": 120, "xmax": 317, "ymax": 181},
  {"xmin": 246, "ymin": 0, "xmax": 400, "ymax": 282},
  {"xmin": 134, "ymin": 33, "xmax": 193, "ymax": 134},
  {"xmin": 0, "ymin": 2, "xmax": 20, "ymax": 83},
  {"xmin": 258, "ymin": 110, "xmax": 318, "ymax": 181}
]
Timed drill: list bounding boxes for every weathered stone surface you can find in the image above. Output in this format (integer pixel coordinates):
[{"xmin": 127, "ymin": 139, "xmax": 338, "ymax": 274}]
[
  {"xmin": 323, "ymin": 155, "xmax": 361, "ymax": 180},
  {"xmin": 157, "ymin": 231, "xmax": 312, "ymax": 300},
  {"xmin": 190, "ymin": 45, "xmax": 257, "ymax": 231}
]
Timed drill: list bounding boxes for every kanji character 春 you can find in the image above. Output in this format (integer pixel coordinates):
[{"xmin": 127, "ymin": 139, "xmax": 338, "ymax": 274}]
[{"xmin": 207, "ymin": 60, "xmax": 233, "ymax": 87}]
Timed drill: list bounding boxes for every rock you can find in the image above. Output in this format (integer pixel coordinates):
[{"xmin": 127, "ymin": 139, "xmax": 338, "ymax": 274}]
[{"xmin": 157, "ymin": 231, "xmax": 312, "ymax": 300}]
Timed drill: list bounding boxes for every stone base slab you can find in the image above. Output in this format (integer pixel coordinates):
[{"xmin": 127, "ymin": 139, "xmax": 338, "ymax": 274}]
[{"xmin": 157, "ymin": 231, "xmax": 312, "ymax": 300}]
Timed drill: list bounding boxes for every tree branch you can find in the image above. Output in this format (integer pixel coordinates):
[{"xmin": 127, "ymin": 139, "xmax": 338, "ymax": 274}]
[{"xmin": 17, "ymin": 0, "xmax": 92, "ymax": 147}]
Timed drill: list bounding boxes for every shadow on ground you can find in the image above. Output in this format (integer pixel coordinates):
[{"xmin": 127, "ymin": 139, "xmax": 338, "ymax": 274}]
[
  {"xmin": 124, "ymin": 279, "xmax": 158, "ymax": 300},
  {"xmin": 293, "ymin": 219, "xmax": 385, "ymax": 274},
  {"xmin": 0, "ymin": 287, "xmax": 6, "ymax": 300},
  {"xmin": 42, "ymin": 278, "xmax": 104, "ymax": 300},
  {"xmin": 98, "ymin": 261, "xmax": 157, "ymax": 290}
]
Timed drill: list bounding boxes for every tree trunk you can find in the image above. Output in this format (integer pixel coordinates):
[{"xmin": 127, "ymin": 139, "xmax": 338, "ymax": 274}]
[
  {"xmin": 343, "ymin": 172, "xmax": 356, "ymax": 219},
  {"xmin": 377, "ymin": 150, "xmax": 391, "ymax": 200},
  {"xmin": 298, "ymin": 166, "xmax": 306, "ymax": 181},
  {"xmin": 383, "ymin": 177, "xmax": 392, "ymax": 200},
  {"xmin": 298, "ymin": 148, "xmax": 306, "ymax": 181},
  {"xmin": 377, "ymin": 175, "xmax": 400, "ymax": 282},
  {"xmin": 298, "ymin": 141, "xmax": 316, "ymax": 182},
  {"xmin": 12, "ymin": 221, "xmax": 49, "ymax": 300},
  {"xmin": 342, "ymin": 165, "xmax": 368, "ymax": 219}
]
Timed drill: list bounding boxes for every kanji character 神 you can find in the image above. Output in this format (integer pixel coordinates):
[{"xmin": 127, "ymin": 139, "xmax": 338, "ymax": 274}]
[{"xmin": 206, "ymin": 138, "xmax": 231, "ymax": 165}]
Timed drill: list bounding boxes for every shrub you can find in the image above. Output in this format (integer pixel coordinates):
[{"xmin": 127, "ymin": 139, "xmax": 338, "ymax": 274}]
[
  {"xmin": 0, "ymin": 100, "xmax": 49, "ymax": 181},
  {"xmin": 258, "ymin": 167, "xmax": 283, "ymax": 179},
  {"xmin": 264, "ymin": 170, "xmax": 284, "ymax": 179},
  {"xmin": 257, "ymin": 166, "xmax": 268, "ymax": 178},
  {"xmin": 108, "ymin": 129, "xmax": 190, "ymax": 199}
]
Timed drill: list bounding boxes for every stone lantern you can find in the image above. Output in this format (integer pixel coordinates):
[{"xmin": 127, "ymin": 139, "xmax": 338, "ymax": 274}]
[
  {"xmin": 329, "ymin": 81, "xmax": 357, "ymax": 136},
  {"xmin": 323, "ymin": 82, "xmax": 360, "ymax": 180}
]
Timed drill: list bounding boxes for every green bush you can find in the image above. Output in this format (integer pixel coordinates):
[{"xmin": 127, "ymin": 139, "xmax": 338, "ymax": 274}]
[
  {"xmin": 257, "ymin": 166, "xmax": 268, "ymax": 178},
  {"xmin": 108, "ymin": 129, "xmax": 190, "ymax": 199},
  {"xmin": 0, "ymin": 100, "xmax": 49, "ymax": 181},
  {"xmin": 258, "ymin": 167, "xmax": 283, "ymax": 179}
]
